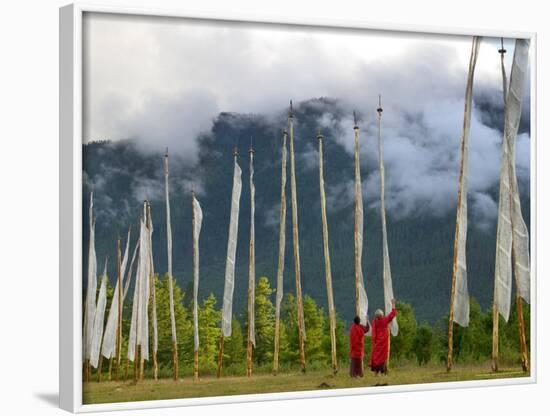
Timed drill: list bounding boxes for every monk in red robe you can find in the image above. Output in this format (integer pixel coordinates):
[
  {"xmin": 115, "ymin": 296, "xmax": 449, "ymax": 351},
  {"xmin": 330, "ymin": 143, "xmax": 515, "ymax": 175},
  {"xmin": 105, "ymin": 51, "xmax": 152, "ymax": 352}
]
[
  {"xmin": 349, "ymin": 315, "xmax": 370, "ymax": 377},
  {"xmin": 368, "ymin": 299, "xmax": 397, "ymax": 376}
]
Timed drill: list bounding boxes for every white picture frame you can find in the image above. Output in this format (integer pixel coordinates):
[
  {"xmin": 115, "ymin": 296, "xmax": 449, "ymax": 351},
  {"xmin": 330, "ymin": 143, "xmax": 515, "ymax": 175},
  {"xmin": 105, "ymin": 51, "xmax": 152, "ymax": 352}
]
[{"xmin": 59, "ymin": 2, "xmax": 537, "ymax": 412}]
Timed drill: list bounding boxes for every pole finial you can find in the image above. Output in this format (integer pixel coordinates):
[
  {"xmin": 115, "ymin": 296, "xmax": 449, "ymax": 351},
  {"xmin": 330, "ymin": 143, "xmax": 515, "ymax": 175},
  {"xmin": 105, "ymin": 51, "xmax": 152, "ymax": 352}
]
[
  {"xmin": 498, "ymin": 37, "xmax": 506, "ymax": 55},
  {"xmin": 317, "ymin": 130, "xmax": 324, "ymax": 141},
  {"xmin": 289, "ymin": 100, "xmax": 294, "ymax": 119},
  {"xmin": 233, "ymin": 146, "xmax": 239, "ymax": 158},
  {"xmin": 377, "ymin": 94, "xmax": 383, "ymax": 114}
]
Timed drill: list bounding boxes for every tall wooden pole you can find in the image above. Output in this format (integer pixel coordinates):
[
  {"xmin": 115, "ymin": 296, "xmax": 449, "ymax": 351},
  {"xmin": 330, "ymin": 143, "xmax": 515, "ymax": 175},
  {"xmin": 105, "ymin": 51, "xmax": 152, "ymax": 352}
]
[
  {"xmin": 492, "ymin": 291, "xmax": 501, "ymax": 371},
  {"xmin": 378, "ymin": 96, "xmax": 393, "ymax": 372},
  {"xmin": 500, "ymin": 39, "xmax": 528, "ymax": 373},
  {"xmin": 246, "ymin": 146, "xmax": 255, "ymax": 377},
  {"xmin": 492, "ymin": 40, "xmax": 507, "ymax": 373},
  {"xmin": 217, "ymin": 148, "xmax": 239, "ymax": 378},
  {"xmin": 273, "ymin": 130, "xmax": 288, "ymax": 375},
  {"xmin": 447, "ymin": 126, "xmax": 466, "ymax": 373},
  {"xmin": 317, "ymin": 132, "xmax": 338, "ymax": 375},
  {"xmin": 147, "ymin": 203, "xmax": 159, "ymax": 381},
  {"xmin": 447, "ymin": 36, "xmax": 480, "ymax": 372},
  {"xmin": 216, "ymin": 335, "xmax": 224, "ymax": 378},
  {"xmin": 192, "ymin": 190, "xmax": 200, "ymax": 381},
  {"xmin": 164, "ymin": 150, "xmax": 179, "ymax": 380},
  {"xmin": 97, "ymin": 353, "xmax": 104, "ymax": 382},
  {"xmin": 288, "ymin": 100, "xmax": 307, "ymax": 372},
  {"xmin": 353, "ymin": 116, "xmax": 361, "ymax": 318},
  {"xmin": 115, "ymin": 238, "xmax": 122, "ymax": 381},
  {"xmin": 516, "ymin": 295, "xmax": 529, "ymax": 372}
]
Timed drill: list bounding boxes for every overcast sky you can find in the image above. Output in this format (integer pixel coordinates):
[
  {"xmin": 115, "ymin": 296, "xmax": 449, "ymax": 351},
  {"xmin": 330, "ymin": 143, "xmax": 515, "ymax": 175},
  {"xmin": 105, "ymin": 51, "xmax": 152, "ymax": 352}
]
[{"xmin": 82, "ymin": 12, "xmax": 531, "ymax": 223}]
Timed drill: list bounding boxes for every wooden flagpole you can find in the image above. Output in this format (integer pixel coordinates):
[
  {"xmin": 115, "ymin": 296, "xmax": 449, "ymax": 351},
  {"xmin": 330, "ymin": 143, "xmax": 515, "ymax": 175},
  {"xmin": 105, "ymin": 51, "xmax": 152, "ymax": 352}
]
[
  {"xmin": 164, "ymin": 150, "xmax": 179, "ymax": 381},
  {"xmin": 500, "ymin": 39, "xmax": 528, "ymax": 373},
  {"xmin": 192, "ymin": 190, "xmax": 200, "ymax": 381},
  {"xmin": 447, "ymin": 36, "xmax": 480, "ymax": 372},
  {"xmin": 353, "ymin": 115, "xmax": 361, "ymax": 319},
  {"xmin": 492, "ymin": 38, "xmax": 507, "ymax": 373},
  {"xmin": 216, "ymin": 335, "xmax": 224, "ymax": 378},
  {"xmin": 147, "ymin": 203, "xmax": 159, "ymax": 381},
  {"xmin": 288, "ymin": 100, "xmax": 307, "ymax": 373},
  {"xmin": 273, "ymin": 130, "xmax": 288, "ymax": 375},
  {"xmin": 317, "ymin": 131, "xmax": 338, "ymax": 375},
  {"xmin": 447, "ymin": 137, "xmax": 465, "ymax": 373},
  {"xmin": 97, "ymin": 353, "xmax": 104, "ymax": 382},
  {"xmin": 246, "ymin": 145, "xmax": 255, "ymax": 377},
  {"xmin": 115, "ymin": 237, "xmax": 122, "ymax": 381},
  {"xmin": 217, "ymin": 147, "xmax": 239, "ymax": 378},
  {"xmin": 108, "ymin": 357, "xmax": 113, "ymax": 381}
]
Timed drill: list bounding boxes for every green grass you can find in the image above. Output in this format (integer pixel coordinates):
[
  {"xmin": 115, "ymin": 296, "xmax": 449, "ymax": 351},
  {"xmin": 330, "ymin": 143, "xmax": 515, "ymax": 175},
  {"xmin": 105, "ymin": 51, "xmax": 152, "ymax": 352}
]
[{"xmin": 83, "ymin": 362, "xmax": 530, "ymax": 405}]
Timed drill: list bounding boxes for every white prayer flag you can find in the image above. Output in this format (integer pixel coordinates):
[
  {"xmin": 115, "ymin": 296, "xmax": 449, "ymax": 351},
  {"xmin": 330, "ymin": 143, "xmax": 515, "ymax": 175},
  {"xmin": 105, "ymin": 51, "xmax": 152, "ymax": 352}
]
[
  {"xmin": 83, "ymin": 192, "xmax": 97, "ymax": 360},
  {"xmin": 164, "ymin": 153, "xmax": 178, "ymax": 343},
  {"xmin": 102, "ymin": 229, "xmax": 131, "ymax": 359},
  {"xmin": 452, "ymin": 36, "xmax": 481, "ymax": 327},
  {"xmin": 148, "ymin": 206, "xmax": 158, "ymax": 355},
  {"xmin": 221, "ymin": 159, "xmax": 242, "ymax": 337},
  {"xmin": 136, "ymin": 216, "xmax": 151, "ymax": 360},
  {"xmin": 275, "ymin": 134, "xmax": 287, "ymax": 336},
  {"xmin": 193, "ymin": 196, "xmax": 203, "ymax": 351},
  {"xmin": 248, "ymin": 151, "xmax": 256, "ymax": 347},
  {"xmin": 378, "ymin": 113, "xmax": 398, "ymax": 336},
  {"xmin": 494, "ymin": 39, "xmax": 531, "ymax": 320},
  {"xmin": 353, "ymin": 126, "xmax": 369, "ymax": 327},
  {"xmin": 123, "ymin": 239, "xmax": 140, "ymax": 300},
  {"xmin": 90, "ymin": 262, "xmax": 108, "ymax": 368}
]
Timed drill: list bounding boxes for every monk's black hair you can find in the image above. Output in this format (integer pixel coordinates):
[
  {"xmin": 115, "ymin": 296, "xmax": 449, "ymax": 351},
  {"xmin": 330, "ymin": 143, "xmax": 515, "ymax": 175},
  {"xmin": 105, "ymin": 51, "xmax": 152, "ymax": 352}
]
[{"xmin": 353, "ymin": 316, "xmax": 360, "ymax": 325}]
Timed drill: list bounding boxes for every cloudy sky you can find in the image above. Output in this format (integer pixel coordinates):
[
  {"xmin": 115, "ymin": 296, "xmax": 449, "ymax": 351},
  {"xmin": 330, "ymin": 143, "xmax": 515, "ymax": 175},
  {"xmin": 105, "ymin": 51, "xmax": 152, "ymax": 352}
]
[{"xmin": 82, "ymin": 12, "xmax": 531, "ymax": 224}]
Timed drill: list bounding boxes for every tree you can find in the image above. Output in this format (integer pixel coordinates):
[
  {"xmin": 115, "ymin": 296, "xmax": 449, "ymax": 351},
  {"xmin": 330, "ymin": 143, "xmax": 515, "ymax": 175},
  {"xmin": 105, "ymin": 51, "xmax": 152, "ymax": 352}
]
[
  {"xmin": 391, "ymin": 301, "xmax": 417, "ymax": 360},
  {"xmin": 280, "ymin": 293, "xmax": 300, "ymax": 364},
  {"xmin": 251, "ymin": 276, "xmax": 275, "ymax": 365},
  {"xmin": 327, "ymin": 314, "xmax": 348, "ymax": 366},
  {"xmin": 155, "ymin": 273, "xmax": 193, "ymax": 370},
  {"xmin": 197, "ymin": 293, "xmax": 221, "ymax": 372},
  {"xmin": 303, "ymin": 295, "xmax": 327, "ymax": 364},
  {"xmin": 413, "ymin": 323, "xmax": 433, "ymax": 365},
  {"xmin": 223, "ymin": 316, "xmax": 245, "ymax": 367}
]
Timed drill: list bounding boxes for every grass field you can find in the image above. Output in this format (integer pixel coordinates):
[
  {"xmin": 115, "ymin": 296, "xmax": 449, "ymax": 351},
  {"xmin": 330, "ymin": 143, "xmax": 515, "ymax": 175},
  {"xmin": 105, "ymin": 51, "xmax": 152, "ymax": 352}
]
[{"xmin": 83, "ymin": 362, "xmax": 530, "ymax": 404}]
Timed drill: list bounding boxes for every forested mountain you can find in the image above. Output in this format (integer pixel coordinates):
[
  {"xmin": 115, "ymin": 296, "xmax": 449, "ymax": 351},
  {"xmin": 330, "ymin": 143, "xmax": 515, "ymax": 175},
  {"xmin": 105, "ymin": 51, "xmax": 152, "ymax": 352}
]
[{"xmin": 82, "ymin": 98, "xmax": 530, "ymax": 324}]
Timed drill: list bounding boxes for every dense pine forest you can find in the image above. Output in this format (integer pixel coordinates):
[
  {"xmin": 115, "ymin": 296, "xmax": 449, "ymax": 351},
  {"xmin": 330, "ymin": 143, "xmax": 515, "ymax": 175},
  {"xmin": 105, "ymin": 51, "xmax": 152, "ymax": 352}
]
[{"xmin": 82, "ymin": 97, "xmax": 530, "ymax": 326}]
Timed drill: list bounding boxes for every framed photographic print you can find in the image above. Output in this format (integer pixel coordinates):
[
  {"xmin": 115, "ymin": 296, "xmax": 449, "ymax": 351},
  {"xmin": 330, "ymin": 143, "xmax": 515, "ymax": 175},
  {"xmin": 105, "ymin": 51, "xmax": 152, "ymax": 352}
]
[{"xmin": 59, "ymin": 2, "xmax": 536, "ymax": 412}]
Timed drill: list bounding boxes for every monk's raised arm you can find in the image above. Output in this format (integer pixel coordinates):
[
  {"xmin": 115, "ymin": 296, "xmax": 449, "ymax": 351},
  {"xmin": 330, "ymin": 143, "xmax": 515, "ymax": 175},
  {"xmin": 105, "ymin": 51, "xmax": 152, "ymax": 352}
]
[
  {"xmin": 362, "ymin": 321, "xmax": 370, "ymax": 334},
  {"xmin": 385, "ymin": 307, "xmax": 397, "ymax": 324}
]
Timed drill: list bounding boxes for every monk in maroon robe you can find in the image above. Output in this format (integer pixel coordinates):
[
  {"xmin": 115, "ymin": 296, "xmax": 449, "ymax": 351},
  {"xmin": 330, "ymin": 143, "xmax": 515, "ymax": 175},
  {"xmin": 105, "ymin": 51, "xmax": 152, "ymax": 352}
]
[
  {"xmin": 349, "ymin": 315, "xmax": 370, "ymax": 377},
  {"xmin": 368, "ymin": 299, "xmax": 397, "ymax": 375}
]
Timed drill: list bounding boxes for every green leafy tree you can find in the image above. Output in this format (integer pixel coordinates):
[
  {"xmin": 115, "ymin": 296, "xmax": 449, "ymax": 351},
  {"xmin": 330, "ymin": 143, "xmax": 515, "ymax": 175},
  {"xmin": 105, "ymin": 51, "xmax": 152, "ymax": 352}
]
[
  {"xmin": 155, "ymin": 273, "xmax": 193, "ymax": 370},
  {"xmin": 197, "ymin": 293, "xmax": 221, "ymax": 372},
  {"xmin": 391, "ymin": 301, "xmax": 417, "ymax": 360},
  {"xmin": 224, "ymin": 316, "xmax": 245, "ymax": 366},
  {"xmin": 452, "ymin": 297, "xmax": 491, "ymax": 362},
  {"xmin": 280, "ymin": 293, "xmax": 300, "ymax": 364},
  {"xmin": 251, "ymin": 277, "xmax": 275, "ymax": 365},
  {"xmin": 413, "ymin": 323, "xmax": 433, "ymax": 365},
  {"xmin": 303, "ymin": 295, "xmax": 327, "ymax": 364},
  {"xmin": 330, "ymin": 315, "xmax": 348, "ymax": 366}
]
